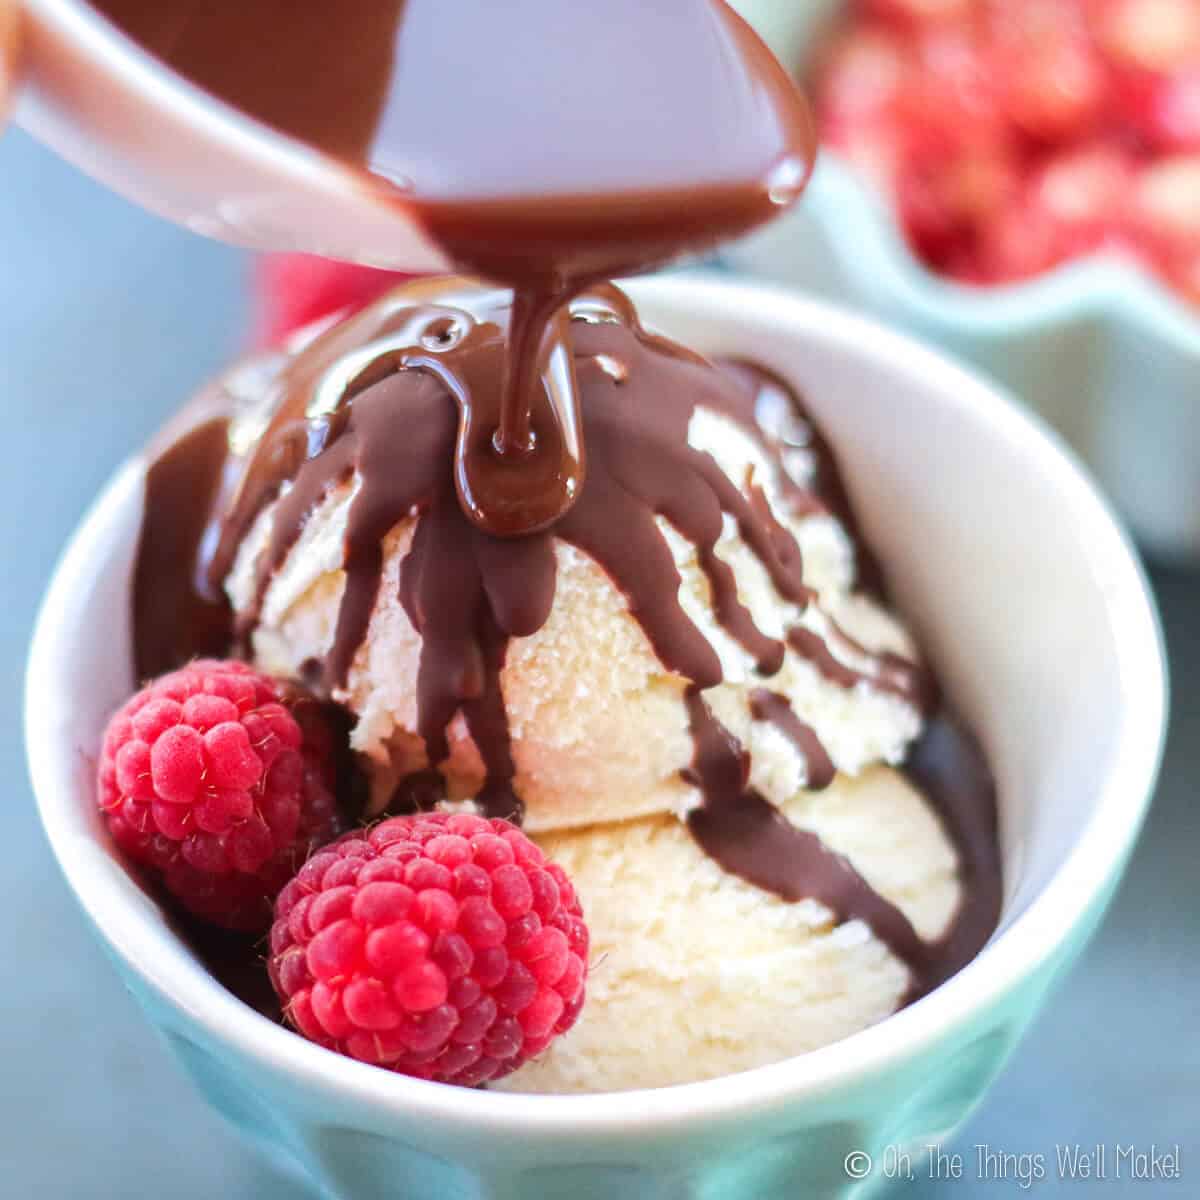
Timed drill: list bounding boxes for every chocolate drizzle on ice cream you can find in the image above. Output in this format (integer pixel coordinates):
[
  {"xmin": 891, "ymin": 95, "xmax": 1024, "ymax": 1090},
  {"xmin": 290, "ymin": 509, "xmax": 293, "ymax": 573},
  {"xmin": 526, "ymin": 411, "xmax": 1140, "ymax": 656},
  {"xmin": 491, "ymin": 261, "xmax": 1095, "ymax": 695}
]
[
  {"xmin": 748, "ymin": 689, "xmax": 836, "ymax": 791},
  {"xmin": 684, "ymin": 688, "xmax": 932, "ymax": 980},
  {"xmin": 134, "ymin": 277, "xmax": 999, "ymax": 1000},
  {"xmin": 91, "ymin": 0, "xmax": 816, "ymax": 537},
  {"xmin": 194, "ymin": 281, "xmax": 817, "ymax": 811},
  {"xmin": 687, "ymin": 690, "xmax": 1000, "ymax": 1002}
]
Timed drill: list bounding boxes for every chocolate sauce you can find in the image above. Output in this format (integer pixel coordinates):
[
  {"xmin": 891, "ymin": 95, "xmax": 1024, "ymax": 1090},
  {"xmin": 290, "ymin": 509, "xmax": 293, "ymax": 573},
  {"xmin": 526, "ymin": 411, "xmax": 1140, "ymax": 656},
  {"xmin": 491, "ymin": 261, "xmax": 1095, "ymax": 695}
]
[
  {"xmin": 90, "ymin": 0, "xmax": 816, "ymax": 535},
  {"xmin": 209, "ymin": 283, "xmax": 813, "ymax": 812},
  {"xmin": 717, "ymin": 358, "xmax": 889, "ymax": 599},
  {"xmin": 901, "ymin": 712, "xmax": 1003, "ymax": 997},
  {"xmin": 687, "ymin": 693, "xmax": 999, "ymax": 1001},
  {"xmin": 133, "ymin": 277, "xmax": 1001, "ymax": 1006},
  {"xmin": 787, "ymin": 624, "xmax": 933, "ymax": 711},
  {"xmin": 749, "ymin": 689, "xmax": 836, "ymax": 791},
  {"xmin": 134, "ymin": 415, "xmax": 234, "ymax": 681},
  {"xmin": 685, "ymin": 688, "xmax": 930, "ymax": 973}
]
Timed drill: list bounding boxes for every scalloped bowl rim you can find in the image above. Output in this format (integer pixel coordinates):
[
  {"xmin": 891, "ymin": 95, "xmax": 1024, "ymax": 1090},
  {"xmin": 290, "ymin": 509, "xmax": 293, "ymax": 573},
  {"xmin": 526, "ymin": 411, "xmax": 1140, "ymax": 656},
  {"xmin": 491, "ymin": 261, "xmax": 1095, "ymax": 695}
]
[{"xmin": 26, "ymin": 276, "xmax": 1166, "ymax": 1140}]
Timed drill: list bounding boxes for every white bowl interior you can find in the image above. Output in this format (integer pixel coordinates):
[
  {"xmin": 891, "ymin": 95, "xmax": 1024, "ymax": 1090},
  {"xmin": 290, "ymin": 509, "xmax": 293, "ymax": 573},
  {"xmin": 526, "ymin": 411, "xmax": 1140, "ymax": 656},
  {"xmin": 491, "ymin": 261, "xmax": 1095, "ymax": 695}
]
[{"xmin": 26, "ymin": 276, "xmax": 1164, "ymax": 1129}]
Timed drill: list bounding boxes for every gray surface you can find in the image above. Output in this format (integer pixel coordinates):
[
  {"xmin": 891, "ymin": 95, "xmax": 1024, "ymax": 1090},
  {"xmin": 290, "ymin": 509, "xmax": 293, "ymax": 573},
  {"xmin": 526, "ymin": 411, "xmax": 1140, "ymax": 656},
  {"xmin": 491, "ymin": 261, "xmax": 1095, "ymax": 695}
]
[{"xmin": 2, "ymin": 125, "xmax": 1195, "ymax": 1198}]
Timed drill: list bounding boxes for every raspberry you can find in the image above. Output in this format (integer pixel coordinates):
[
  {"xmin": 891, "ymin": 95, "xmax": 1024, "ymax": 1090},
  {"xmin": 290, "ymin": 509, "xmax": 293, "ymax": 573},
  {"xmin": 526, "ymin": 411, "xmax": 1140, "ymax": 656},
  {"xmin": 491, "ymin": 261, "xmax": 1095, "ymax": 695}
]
[
  {"xmin": 268, "ymin": 813, "xmax": 588, "ymax": 1086},
  {"xmin": 996, "ymin": 32, "xmax": 1107, "ymax": 143},
  {"xmin": 815, "ymin": 27, "xmax": 913, "ymax": 128},
  {"xmin": 861, "ymin": 0, "xmax": 971, "ymax": 27},
  {"xmin": 1119, "ymin": 68, "xmax": 1200, "ymax": 152},
  {"xmin": 969, "ymin": 143, "xmax": 1137, "ymax": 282},
  {"xmin": 254, "ymin": 255, "xmax": 408, "ymax": 346},
  {"xmin": 1096, "ymin": 0, "xmax": 1200, "ymax": 73},
  {"xmin": 98, "ymin": 660, "xmax": 345, "ymax": 931},
  {"xmin": 1129, "ymin": 153, "xmax": 1200, "ymax": 249}
]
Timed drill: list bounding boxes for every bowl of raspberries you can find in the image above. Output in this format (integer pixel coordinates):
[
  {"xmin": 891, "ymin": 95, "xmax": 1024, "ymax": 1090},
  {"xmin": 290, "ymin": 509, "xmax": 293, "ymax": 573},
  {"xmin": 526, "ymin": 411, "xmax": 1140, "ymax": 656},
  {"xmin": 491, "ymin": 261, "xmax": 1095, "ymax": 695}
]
[{"xmin": 730, "ymin": 0, "xmax": 1200, "ymax": 559}]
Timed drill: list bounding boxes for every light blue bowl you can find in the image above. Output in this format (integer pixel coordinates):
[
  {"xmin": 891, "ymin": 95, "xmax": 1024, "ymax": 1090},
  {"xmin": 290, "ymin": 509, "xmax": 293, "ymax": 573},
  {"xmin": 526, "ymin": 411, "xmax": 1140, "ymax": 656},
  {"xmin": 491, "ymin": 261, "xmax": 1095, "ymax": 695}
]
[
  {"xmin": 731, "ymin": 0, "xmax": 1200, "ymax": 559},
  {"xmin": 27, "ymin": 278, "xmax": 1165, "ymax": 1199}
]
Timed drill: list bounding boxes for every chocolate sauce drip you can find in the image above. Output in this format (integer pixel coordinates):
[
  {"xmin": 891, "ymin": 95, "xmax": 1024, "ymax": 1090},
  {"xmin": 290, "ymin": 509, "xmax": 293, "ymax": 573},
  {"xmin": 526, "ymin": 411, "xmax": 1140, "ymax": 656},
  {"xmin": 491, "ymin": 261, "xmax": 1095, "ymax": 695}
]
[
  {"xmin": 687, "ymin": 692, "xmax": 1000, "ymax": 1000},
  {"xmin": 787, "ymin": 624, "xmax": 934, "ymax": 713},
  {"xmin": 749, "ymin": 689, "xmax": 836, "ymax": 791},
  {"xmin": 398, "ymin": 490, "xmax": 543, "ymax": 822},
  {"xmin": 707, "ymin": 363, "xmax": 923, "ymax": 701},
  {"xmin": 90, "ymin": 0, "xmax": 816, "ymax": 534},
  {"xmin": 134, "ymin": 416, "xmax": 236, "ymax": 680},
  {"xmin": 554, "ymin": 291, "xmax": 810, "ymax": 682},
  {"xmin": 717, "ymin": 358, "xmax": 888, "ymax": 598},
  {"xmin": 684, "ymin": 689, "xmax": 929, "ymax": 966},
  {"xmin": 745, "ymin": 478, "xmax": 816, "ymax": 588},
  {"xmin": 901, "ymin": 713, "xmax": 1002, "ymax": 998}
]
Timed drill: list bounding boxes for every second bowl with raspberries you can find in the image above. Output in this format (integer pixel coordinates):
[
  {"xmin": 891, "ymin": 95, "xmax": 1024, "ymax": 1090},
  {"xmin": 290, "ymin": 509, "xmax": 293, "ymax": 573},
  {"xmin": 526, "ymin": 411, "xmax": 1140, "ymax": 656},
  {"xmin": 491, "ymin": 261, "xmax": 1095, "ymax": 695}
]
[
  {"xmin": 750, "ymin": 0, "xmax": 1200, "ymax": 300},
  {"xmin": 730, "ymin": 0, "xmax": 1200, "ymax": 557}
]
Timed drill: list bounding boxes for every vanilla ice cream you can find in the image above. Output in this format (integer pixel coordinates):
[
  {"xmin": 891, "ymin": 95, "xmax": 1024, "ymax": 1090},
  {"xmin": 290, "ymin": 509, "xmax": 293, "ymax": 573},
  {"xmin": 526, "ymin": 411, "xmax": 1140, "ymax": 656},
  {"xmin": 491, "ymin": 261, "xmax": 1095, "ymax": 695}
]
[{"xmin": 201, "ymin": 279, "xmax": 995, "ymax": 1090}]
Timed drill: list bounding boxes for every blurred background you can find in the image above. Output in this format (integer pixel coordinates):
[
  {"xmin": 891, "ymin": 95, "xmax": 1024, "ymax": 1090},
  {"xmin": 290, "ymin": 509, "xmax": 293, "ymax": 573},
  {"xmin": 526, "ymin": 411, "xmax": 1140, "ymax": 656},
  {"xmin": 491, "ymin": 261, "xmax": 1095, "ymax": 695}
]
[{"xmin": 6, "ymin": 0, "xmax": 1200, "ymax": 1195}]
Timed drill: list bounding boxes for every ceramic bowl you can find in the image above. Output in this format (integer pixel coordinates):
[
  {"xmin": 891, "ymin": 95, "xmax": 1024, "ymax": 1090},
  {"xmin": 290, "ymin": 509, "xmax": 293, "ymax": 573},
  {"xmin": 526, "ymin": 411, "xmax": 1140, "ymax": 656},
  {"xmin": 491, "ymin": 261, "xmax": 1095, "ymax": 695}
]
[
  {"xmin": 729, "ymin": 0, "xmax": 1200, "ymax": 560},
  {"xmin": 26, "ymin": 275, "xmax": 1166, "ymax": 1200}
]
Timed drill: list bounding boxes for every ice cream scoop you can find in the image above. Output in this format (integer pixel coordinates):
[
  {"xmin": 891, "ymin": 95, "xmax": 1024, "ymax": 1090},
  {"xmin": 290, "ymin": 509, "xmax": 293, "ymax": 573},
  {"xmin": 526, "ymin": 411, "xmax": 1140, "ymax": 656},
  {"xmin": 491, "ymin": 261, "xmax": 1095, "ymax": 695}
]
[
  {"xmin": 225, "ymin": 344, "xmax": 929, "ymax": 835},
  {"xmin": 495, "ymin": 766, "xmax": 958, "ymax": 1093}
]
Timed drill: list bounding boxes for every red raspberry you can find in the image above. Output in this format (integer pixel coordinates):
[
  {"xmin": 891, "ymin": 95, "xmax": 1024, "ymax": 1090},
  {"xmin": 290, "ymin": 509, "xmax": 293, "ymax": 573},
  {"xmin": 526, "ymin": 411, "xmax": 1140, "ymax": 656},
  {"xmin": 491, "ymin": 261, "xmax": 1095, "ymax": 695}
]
[
  {"xmin": 859, "ymin": 0, "xmax": 972, "ymax": 28},
  {"xmin": 1128, "ymin": 154, "xmax": 1200, "ymax": 250},
  {"xmin": 970, "ymin": 202, "xmax": 1066, "ymax": 283},
  {"xmin": 1096, "ymin": 0, "xmax": 1200, "ymax": 73},
  {"xmin": 1127, "ymin": 154, "xmax": 1200, "ymax": 302},
  {"xmin": 268, "ymin": 813, "xmax": 588, "ymax": 1087},
  {"xmin": 97, "ymin": 660, "xmax": 344, "ymax": 931},
  {"xmin": 995, "ymin": 32, "xmax": 1107, "ymax": 143},
  {"xmin": 1028, "ymin": 144, "xmax": 1133, "ymax": 238},
  {"xmin": 254, "ymin": 254, "xmax": 409, "ymax": 346},
  {"xmin": 1118, "ymin": 68, "xmax": 1200, "ymax": 152},
  {"xmin": 815, "ymin": 26, "xmax": 913, "ymax": 130},
  {"xmin": 969, "ymin": 142, "xmax": 1136, "ymax": 283}
]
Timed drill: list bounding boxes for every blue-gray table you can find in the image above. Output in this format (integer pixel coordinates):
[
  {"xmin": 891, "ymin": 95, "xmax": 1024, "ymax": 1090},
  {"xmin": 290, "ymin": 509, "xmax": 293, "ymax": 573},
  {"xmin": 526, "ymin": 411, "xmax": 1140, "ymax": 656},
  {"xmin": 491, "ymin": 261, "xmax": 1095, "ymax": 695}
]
[{"xmin": 3, "ymin": 129, "xmax": 1195, "ymax": 1198}]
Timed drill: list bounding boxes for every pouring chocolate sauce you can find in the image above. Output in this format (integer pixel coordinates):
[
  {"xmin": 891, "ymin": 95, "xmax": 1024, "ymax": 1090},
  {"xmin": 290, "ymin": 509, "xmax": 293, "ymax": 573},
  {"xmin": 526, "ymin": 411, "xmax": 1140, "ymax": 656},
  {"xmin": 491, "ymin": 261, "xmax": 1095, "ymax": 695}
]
[{"xmin": 89, "ymin": 0, "xmax": 816, "ymax": 535}]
